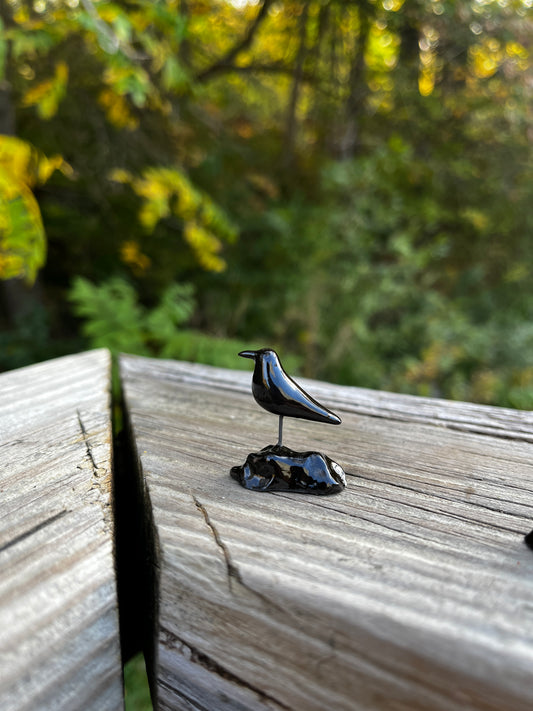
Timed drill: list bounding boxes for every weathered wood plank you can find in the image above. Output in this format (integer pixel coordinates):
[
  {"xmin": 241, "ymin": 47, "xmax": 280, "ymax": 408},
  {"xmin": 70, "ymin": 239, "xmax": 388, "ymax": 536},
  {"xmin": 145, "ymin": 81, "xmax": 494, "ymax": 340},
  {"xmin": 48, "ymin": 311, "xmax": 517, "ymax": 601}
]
[
  {"xmin": 138, "ymin": 357, "xmax": 533, "ymax": 442},
  {"xmin": 0, "ymin": 349, "xmax": 123, "ymax": 711},
  {"xmin": 120, "ymin": 353, "xmax": 533, "ymax": 711}
]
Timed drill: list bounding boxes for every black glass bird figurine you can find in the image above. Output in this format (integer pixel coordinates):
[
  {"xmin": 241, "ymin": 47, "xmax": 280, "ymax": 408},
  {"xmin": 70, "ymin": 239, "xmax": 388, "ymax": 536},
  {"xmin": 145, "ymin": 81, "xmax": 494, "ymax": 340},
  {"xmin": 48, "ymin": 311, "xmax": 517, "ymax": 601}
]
[
  {"xmin": 238, "ymin": 348, "xmax": 341, "ymax": 446},
  {"xmin": 231, "ymin": 349, "xmax": 347, "ymax": 495}
]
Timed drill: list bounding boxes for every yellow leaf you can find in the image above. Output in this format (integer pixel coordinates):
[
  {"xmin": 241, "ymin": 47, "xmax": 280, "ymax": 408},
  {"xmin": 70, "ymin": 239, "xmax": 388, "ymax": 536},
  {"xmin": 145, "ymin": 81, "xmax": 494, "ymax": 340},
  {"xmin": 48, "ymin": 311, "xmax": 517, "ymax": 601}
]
[
  {"xmin": 99, "ymin": 6, "xmax": 121, "ymax": 22},
  {"xmin": 505, "ymin": 41, "xmax": 529, "ymax": 71},
  {"xmin": 13, "ymin": 6, "xmax": 30, "ymax": 24},
  {"xmin": 139, "ymin": 199, "xmax": 170, "ymax": 231},
  {"xmin": 37, "ymin": 154, "xmax": 65, "ymax": 184},
  {"xmin": 382, "ymin": 0, "xmax": 405, "ymax": 10},
  {"xmin": 0, "ymin": 136, "xmax": 66, "ymax": 283},
  {"xmin": 116, "ymin": 166, "xmax": 237, "ymax": 271},
  {"xmin": 0, "ymin": 167, "xmax": 46, "ymax": 283},
  {"xmin": 469, "ymin": 40, "xmax": 504, "ymax": 80},
  {"xmin": 183, "ymin": 221, "xmax": 225, "ymax": 272},
  {"xmin": 133, "ymin": 170, "xmax": 173, "ymax": 200},
  {"xmin": 98, "ymin": 88, "xmax": 139, "ymax": 130},
  {"xmin": 22, "ymin": 62, "xmax": 69, "ymax": 119},
  {"xmin": 109, "ymin": 168, "xmax": 134, "ymax": 183},
  {"xmin": 130, "ymin": 11, "xmax": 150, "ymax": 32},
  {"xmin": 0, "ymin": 135, "xmax": 33, "ymax": 185},
  {"xmin": 0, "ymin": 134, "xmax": 66, "ymax": 188},
  {"xmin": 120, "ymin": 240, "xmax": 151, "ymax": 274}
]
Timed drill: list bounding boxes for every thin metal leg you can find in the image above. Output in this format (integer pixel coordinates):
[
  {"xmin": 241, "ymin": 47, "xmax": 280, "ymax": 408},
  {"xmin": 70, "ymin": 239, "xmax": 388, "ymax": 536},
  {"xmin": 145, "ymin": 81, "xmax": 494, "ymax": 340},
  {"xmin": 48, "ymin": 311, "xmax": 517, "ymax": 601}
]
[{"xmin": 277, "ymin": 415, "xmax": 283, "ymax": 447}]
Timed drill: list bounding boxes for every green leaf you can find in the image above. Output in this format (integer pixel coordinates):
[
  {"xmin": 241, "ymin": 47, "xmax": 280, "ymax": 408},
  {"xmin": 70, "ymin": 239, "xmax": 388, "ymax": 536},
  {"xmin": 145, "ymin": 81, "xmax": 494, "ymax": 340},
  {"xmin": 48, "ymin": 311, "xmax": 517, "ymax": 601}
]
[
  {"xmin": 161, "ymin": 56, "xmax": 190, "ymax": 92},
  {"xmin": 69, "ymin": 276, "xmax": 148, "ymax": 354},
  {"xmin": 146, "ymin": 283, "xmax": 195, "ymax": 343}
]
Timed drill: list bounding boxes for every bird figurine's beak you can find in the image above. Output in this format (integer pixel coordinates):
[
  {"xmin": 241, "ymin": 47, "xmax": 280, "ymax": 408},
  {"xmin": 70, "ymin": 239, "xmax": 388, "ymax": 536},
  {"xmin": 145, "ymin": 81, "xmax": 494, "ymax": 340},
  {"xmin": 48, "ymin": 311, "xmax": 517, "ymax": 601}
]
[{"xmin": 238, "ymin": 350, "xmax": 257, "ymax": 360}]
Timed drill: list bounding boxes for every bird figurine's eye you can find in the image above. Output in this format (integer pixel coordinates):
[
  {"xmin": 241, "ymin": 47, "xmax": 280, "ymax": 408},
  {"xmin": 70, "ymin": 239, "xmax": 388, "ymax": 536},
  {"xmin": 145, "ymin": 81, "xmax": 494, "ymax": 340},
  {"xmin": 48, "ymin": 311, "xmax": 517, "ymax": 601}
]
[{"xmin": 231, "ymin": 349, "xmax": 347, "ymax": 494}]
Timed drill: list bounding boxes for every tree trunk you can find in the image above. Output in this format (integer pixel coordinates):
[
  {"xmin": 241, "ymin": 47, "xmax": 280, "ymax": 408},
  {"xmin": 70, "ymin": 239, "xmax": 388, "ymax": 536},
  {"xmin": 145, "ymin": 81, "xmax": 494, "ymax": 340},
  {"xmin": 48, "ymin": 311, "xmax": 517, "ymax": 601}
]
[
  {"xmin": 335, "ymin": 1, "xmax": 373, "ymax": 159},
  {"xmin": 282, "ymin": 1, "xmax": 311, "ymax": 173},
  {"xmin": 395, "ymin": 0, "xmax": 422, "ymax": 90},
  {"xmin": 0, "ymin": 85, "xmax": 15, "ymax": 136}
]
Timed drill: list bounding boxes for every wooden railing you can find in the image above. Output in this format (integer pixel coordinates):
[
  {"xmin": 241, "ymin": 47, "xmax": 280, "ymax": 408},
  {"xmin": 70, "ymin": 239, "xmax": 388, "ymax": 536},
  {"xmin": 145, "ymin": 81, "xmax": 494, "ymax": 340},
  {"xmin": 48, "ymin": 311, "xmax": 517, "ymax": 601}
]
[{"xmin": 1, "ymin": 349, "xmax": 533, "ymax": 710}]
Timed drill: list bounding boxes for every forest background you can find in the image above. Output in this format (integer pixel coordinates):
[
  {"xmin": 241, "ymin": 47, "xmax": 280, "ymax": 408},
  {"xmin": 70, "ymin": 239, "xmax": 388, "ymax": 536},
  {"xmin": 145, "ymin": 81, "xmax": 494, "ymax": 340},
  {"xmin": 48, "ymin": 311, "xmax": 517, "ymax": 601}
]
[{"xmin": 1, "ymin": 0, "xmax": 532, "ymax": 409}]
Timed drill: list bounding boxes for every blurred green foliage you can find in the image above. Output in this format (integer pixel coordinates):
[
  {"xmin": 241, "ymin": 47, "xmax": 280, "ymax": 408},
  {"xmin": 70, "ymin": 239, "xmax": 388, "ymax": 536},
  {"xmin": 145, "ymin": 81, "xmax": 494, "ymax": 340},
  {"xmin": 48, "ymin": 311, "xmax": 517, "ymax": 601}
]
[
  {"xmin": 0, "ymin": 0, "xmax": 532, "ymax": 407},
  {"xmin": 124, "ymin": 653, "xmax": 152, "ymax": 711},
  {"xmin": 69, "ymin": 274, "xmax": 278, "ymax": 368},
  {"xmin": 69, "ymin": 276, "xmax": 194, "ymax": 355},
  {"xmin": 254, "ymin": 139, "xmax": 533, "ymax": 407}
]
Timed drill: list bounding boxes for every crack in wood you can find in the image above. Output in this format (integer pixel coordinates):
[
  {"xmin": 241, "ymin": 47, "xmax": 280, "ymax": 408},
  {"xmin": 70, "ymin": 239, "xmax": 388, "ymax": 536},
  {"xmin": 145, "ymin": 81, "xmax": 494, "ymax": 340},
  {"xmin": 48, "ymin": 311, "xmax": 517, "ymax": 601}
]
[
  {"xmin": 193, "ymin": 496, "xmax": 240, "ymax": 593},
  {"xmin": 192, "ymin": 496, "xmax": 286, "ymax": 615},
  {"xmin": 161, "ymin": 626, "xmax": 290, "ymax": 710},
  {"xmin": 77, "ymin": 409, "xmax": 99, "ymax": 473},
  {"xmin": 76, "ymin": 409, "xmax": 114, "ymax": 533},
  {"xmin": 0, "ymin": 509, "xmax": 68, "ymax": 554}
]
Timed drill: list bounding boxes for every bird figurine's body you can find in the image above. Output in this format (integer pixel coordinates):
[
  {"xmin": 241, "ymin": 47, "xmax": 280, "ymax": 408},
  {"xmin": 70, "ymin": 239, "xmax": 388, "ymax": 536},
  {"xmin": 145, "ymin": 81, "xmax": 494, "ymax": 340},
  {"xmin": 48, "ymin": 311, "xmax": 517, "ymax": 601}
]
[{"xmin": 239, "ymin": 348, "xmax": 341, "ymax": 447}]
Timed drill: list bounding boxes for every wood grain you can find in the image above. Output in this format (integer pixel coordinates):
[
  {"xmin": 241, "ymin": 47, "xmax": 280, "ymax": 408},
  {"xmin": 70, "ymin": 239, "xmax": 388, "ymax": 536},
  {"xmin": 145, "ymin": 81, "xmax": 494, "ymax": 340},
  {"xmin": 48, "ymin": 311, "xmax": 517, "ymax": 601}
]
[
  {"xmin": 130, "ymin": 357, "xmax": 533, "ymax": 442},
  {"xmin": 0, "ymin": 349, "xmax": 123, "ymax": 711},
  {"xmin": 120, "ymin": 353, "xmax": 533, "ymax": 711}
]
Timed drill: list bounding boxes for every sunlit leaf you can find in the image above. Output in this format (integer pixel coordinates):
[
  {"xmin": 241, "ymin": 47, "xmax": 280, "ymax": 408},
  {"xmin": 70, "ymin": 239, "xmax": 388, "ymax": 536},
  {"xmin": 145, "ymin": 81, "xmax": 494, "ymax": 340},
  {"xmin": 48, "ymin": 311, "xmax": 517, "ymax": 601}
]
[
  {"xmin": 120, "ymin": 240, "xmax": 151, "ymax": 274},
  {"xmin": 0, "ymin": 169, "xmax": 46, "ymax": 283},
  {"xmin": 114, "ymin": 165, "xmax": 237, "ymax": 271},
  {"xmin": 0, "ymin": 135, "xmax": 66, "ymax": 283},
  {"xmin": 98, "ymin": 87, "xmax": 139, "ymax": 129},
  {"xmin": 22, "ymin": 61, "xmax": 69, "ymax": 119},
  {"xmin": 183, "ymin": 221, "xmax": 225, "ymax": 272},
  {"xmin": 0, "ymin": 135, "xmax": 68, "ymax": 188}
]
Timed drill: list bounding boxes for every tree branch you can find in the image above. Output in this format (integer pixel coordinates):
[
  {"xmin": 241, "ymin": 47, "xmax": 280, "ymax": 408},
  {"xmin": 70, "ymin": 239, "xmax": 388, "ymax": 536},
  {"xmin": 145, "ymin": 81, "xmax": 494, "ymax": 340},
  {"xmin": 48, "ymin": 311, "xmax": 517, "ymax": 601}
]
[{"xmin": 195, "ymin": 0, "xmax": 275, "ymax": 82}]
